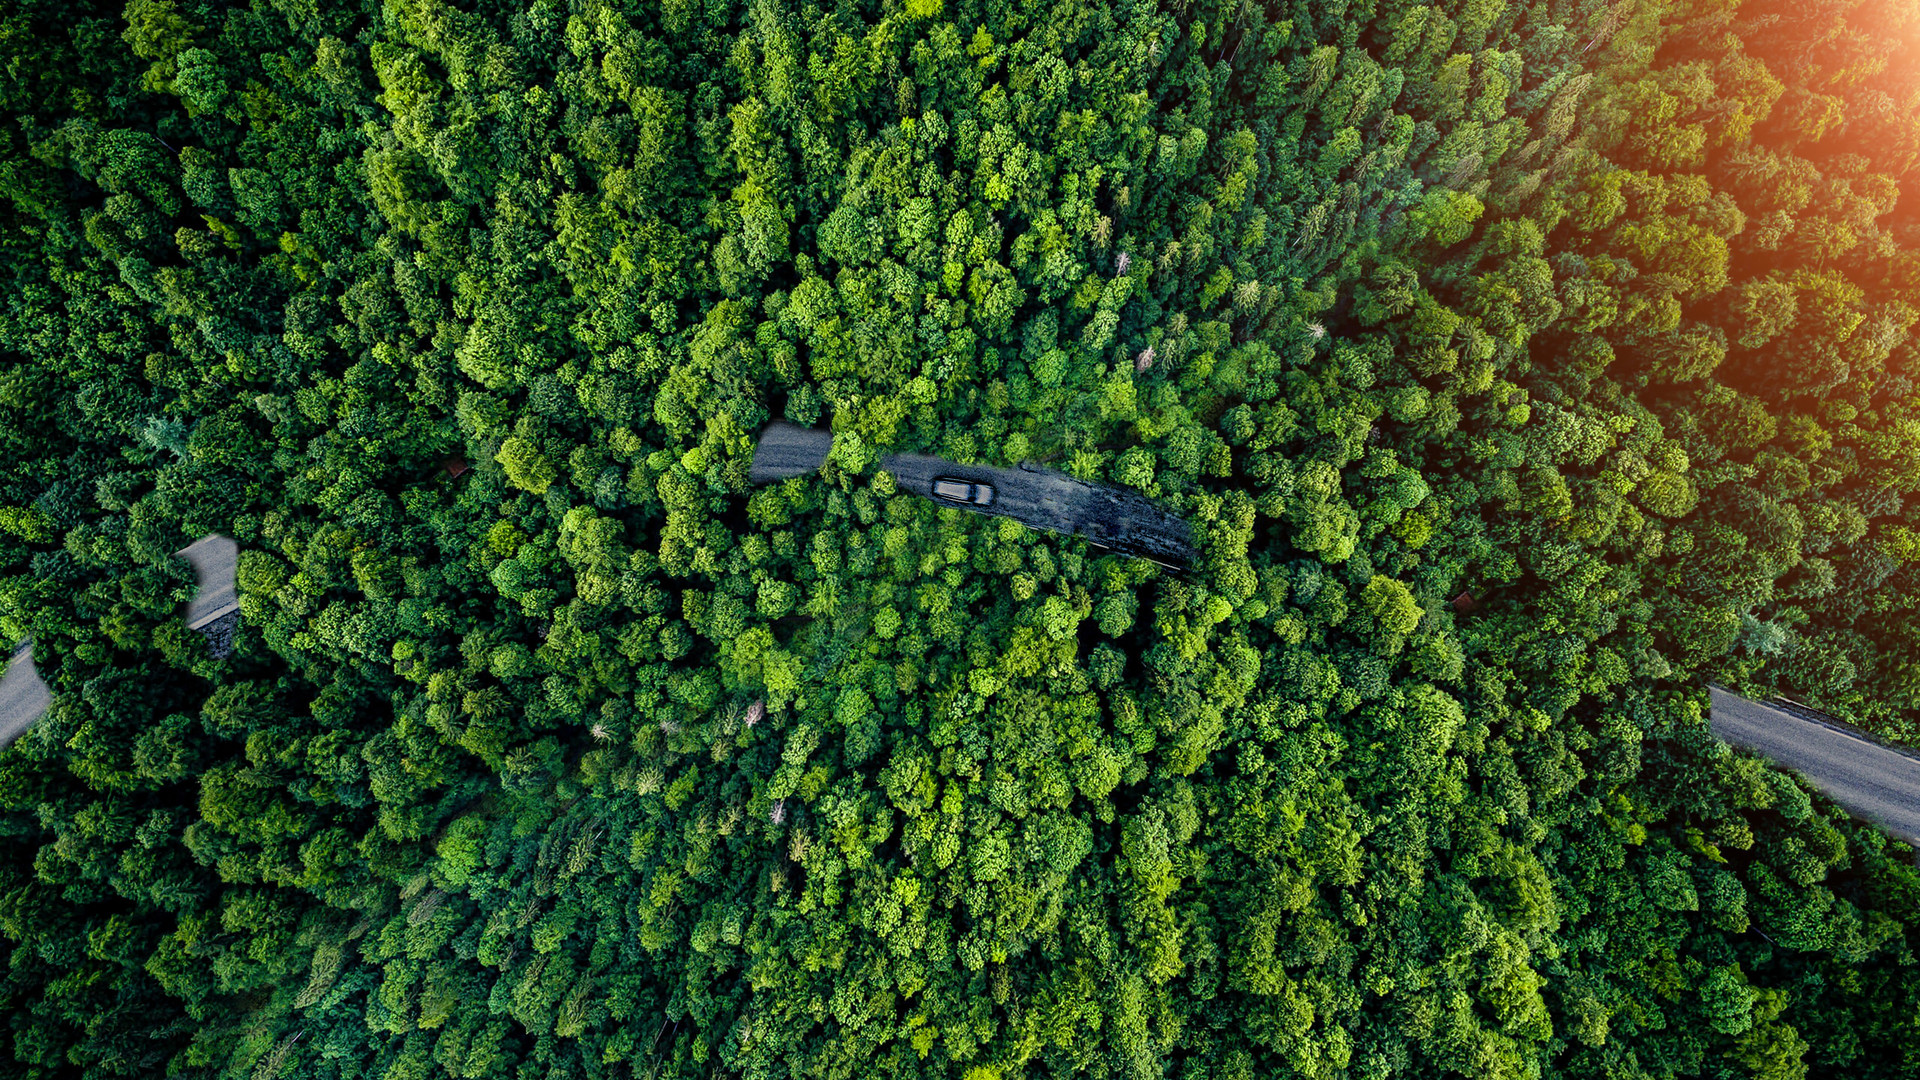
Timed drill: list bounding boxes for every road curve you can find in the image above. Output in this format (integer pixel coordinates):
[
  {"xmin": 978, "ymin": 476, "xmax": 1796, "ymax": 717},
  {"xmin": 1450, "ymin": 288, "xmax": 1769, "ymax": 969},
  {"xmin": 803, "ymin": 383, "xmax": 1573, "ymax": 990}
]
[
  {"xmin": 748, "ymin": 424, "xmax": 1196, "ymax": 568},
  {"xmin": 179, "ymin": 534, "xmax": 239, "ymax": 630},
  {"xmin": 0, "ymin": 533, "xmax": 242, "ymax": 750},
  {"xmin": 1708, "ymin": 686, "xmax": 1920, "ymax": 845},
  {"xmin": 0, "ymin": 641, "xmax": 51, "ymax": 748},
  {"xmin": 748, "ymin": 423, "xmax": 835, "ymax": 484},
  {"xmin": 877, "ymin": 454, "xmax": 1196, "ymax": 569}
]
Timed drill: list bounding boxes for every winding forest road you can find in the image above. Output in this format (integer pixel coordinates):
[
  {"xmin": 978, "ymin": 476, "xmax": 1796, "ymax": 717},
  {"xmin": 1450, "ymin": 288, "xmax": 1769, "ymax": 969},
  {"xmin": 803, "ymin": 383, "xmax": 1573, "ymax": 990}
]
[
  {"xmin": 179, "ymin": 534, "xmax": 239, "ymax": 630},
  {"xmin": 750, "ymin": 422, "xmax": 1197, "ymax": 569},
  {"xmin": 1709, "ymin": 686, "xmax": 1920, "ymax": 845},
  {"xmin": 747, "ymin": 423, "xmax": 836, "ymax": 485},
  {"xmin": 0, "ymin": 534, "xmax": 240, "ymax": 750},
  {"xmin": 0, "ymin": 641, "xmax": 50, "ymax": 748}
]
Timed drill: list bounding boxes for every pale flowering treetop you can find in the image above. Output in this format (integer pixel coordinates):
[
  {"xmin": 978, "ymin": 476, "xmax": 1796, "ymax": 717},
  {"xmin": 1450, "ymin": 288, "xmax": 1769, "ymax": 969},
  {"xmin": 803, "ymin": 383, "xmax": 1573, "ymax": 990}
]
[
  {"xmin": 1134, "ymin": 346, "xmax": 1156, "ymax": 374},
  {"xmin": 745, "ymin": 700, "xmax": 765, "ymax": 728}
]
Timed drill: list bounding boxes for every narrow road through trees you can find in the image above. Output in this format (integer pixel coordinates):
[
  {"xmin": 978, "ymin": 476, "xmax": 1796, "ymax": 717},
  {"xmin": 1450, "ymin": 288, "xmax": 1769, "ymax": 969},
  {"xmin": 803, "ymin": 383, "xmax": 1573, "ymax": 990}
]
[
  {"xmin": 0, "ymin": 534, "xmax": 240, "ymax": 749},
  {"xmin": 750, "ymin": 422, "xmax": 1196, "ymax": 569},
  {"xmin": 1709, "ymin": 685, "xmax": 1920, "ymax": 845},
  {"xmin": 0, "ymin": 642, "xmax": 49, "ymax": 748},
  {"xmin": 179, "ymin": 533, "xmax": 239, "ymax": 631}
]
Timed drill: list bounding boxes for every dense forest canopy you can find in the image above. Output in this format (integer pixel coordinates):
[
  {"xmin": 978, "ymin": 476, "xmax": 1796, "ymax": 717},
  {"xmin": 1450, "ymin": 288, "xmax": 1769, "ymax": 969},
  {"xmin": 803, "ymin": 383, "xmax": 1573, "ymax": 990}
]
[{"xmin": 5, "ymin": 0, "xmax": 1920, "ymax": 1077}]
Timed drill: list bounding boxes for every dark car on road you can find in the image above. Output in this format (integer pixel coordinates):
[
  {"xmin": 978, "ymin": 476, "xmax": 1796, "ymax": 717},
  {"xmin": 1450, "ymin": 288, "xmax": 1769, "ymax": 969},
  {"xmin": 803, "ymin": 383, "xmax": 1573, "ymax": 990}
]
[{"xmin": 931, "ymin": 477, "xmax": 994, "ymax": 506}]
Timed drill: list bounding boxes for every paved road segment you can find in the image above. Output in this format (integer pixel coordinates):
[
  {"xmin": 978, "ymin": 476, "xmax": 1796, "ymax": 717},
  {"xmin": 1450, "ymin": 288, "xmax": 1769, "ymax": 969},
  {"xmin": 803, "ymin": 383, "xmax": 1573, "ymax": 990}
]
[
  {"xmin": 0, "ymin": 641, "xmax": 51, "ymax": 748},
  {"xmin": 1709, "ymin": 685, "xmax": 1920, "ymax": 846},
  {"xmin": 747, "ymin": 423, "xmax": 836, "ymax": 485},
  {"xmin": 179, "ymin": 533, "xmax": 239, "ymax": 630},
  {"xmin": 749, "ymin": 423, "xmax": 1196, "ymax": 569},
  {"xmin": 0, "ymin": 533, "xmax": 240, "ymax": 750}
]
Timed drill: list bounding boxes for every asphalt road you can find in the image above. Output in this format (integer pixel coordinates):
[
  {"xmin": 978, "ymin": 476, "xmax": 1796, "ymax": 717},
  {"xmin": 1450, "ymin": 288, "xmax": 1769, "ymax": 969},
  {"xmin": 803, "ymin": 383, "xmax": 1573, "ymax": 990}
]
[
  {"xmin": 178, "ymin": 534, "xmax": 239, "ymax": 629},
  {"xmin": 748, "ymin": 423, "xmax": 835, "ymax": 484},
  {"xmin": 0, "ymin": 534, "xmax": 241, "ymax": 749},
  {"xmin": 0, "ymin": 640, "xmax": 50, "ymax": 748},
  {"xmin": 749, "ymin": 424, "xmax": 1196, "ymax": 568},
  {"xmin": 879, "ymin": 453, "xmax": 1196, "ymax": 567},
  {"xmin": 1709, "ymin": 686, "xmax": 1920, "ymax": 845}
]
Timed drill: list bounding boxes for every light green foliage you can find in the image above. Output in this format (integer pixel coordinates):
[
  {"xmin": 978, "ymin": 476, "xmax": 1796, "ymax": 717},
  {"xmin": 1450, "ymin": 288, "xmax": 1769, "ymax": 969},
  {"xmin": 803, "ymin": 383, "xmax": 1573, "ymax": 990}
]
[
  {"xmin": 1361, "ymin": 573, "xmax": 1422, "ymax": 636},
  {"xmin": 2, "ymin": 1, "xmax": 1920, "ymax": 1079}
]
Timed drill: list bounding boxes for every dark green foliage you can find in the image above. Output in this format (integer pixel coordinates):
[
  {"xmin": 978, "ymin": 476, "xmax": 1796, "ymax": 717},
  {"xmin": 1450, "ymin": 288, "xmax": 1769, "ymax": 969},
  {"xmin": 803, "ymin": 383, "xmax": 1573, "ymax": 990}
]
[{"xmin": 4, "ymin": 0, "xmax": 1920, "ymax": 1078}]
